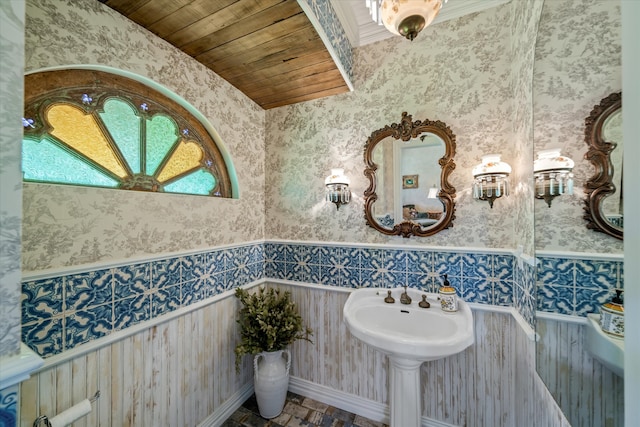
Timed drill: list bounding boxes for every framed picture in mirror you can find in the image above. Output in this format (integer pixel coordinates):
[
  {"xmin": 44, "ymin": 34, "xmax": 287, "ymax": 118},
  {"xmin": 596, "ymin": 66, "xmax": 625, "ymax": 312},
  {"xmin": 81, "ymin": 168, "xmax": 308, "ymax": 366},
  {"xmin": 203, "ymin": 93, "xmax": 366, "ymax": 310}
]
[{"xmin": 402, "ymin": 175, "xmax": 418, "ymax": 189}]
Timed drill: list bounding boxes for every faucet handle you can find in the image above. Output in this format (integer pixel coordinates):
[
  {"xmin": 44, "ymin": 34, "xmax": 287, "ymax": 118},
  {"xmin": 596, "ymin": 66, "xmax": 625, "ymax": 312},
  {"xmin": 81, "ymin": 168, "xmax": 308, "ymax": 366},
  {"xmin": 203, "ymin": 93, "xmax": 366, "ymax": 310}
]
[
  {"xmin": 419, "ymin": 295, "xmax": 431, "ymax": 308},
  {"xmin": 384, "ymin": 290, "xmax": 395, "ymax": 304}
]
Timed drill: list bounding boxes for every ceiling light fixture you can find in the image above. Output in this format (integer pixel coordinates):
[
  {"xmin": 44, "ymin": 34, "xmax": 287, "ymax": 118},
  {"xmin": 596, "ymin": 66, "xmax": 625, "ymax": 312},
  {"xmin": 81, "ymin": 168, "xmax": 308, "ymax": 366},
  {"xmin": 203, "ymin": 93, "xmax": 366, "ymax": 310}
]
[{"xmin": 366, "ymin": 0, "xmax": 445, "ymax": 41}]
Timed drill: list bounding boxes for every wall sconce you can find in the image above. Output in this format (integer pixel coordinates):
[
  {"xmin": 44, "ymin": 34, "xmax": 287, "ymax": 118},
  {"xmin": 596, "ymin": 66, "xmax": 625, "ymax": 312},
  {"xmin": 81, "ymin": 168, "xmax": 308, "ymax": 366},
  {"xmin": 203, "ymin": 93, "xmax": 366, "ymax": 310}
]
[
  {"xmin": 427, "ymin": 185, "xmax": 439, "ymax": 199},
  {"xmin": 365, "ymin": 0, "xmax": 445, "ymax": 41},
  {"xmin": 325, "ymin": 168, "xmax": 351, "ymax": 210},
  {"xmin": 472, "ymin": 154, "xmax": 511, "ymax": 208},
  {"xmin": 534, "ymin": 148, "xmax": 574, "ymax": 207}
]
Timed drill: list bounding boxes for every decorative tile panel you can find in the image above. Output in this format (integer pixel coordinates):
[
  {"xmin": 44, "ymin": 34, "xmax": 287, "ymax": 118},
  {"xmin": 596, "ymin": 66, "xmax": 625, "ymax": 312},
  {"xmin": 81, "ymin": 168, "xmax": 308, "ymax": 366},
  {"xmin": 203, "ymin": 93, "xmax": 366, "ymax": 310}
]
[
  {"xmin": 22, "ymin": 243, "xmax": 265, "ymax": 358},
  {"xmin": 536, "ymin": 255, "xmax": 622, "ymax": 317},
  {"xmin": 21, "ymin": 242, "xmax": 617, "ymax": 358}
]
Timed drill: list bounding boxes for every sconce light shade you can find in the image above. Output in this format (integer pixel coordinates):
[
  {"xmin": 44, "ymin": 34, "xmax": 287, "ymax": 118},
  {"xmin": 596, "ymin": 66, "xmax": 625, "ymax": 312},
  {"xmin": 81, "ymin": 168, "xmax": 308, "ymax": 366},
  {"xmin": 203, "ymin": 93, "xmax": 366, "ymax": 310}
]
[
  {"xmin": 325, "ymin": 168, "xmax": 351, "ymax": 210},
  {"xmin": 534, "ymin": 148, "xmax": 574, "ymax": 207},
  {"xmin": 367, "ymin": 0, "xmax": 444, "ymax": 41},
  {"xmin": 427, "ymin": 185, "xmax": 439, "ymax": 199},
  {"xmin": 472, "ymin": 154, "xmax": 511, "ymax": 208}
]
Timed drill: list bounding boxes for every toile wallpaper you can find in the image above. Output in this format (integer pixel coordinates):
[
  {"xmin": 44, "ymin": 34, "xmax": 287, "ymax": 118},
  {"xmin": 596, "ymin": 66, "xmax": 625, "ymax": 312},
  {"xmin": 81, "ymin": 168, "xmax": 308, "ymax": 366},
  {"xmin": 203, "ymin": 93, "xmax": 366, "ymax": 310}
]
[
  {"xmin": 265, "ymin": 0, "xmax": 536, "ymax": 252},
  {"xmin": 0, "ymin": 0, "xmax": 25, "ymax": 358},
  {"xmin": 22, "ymin": 0, "xmax": 266, "ymax": 271},
  {"xmin": 533, "ymin": 0, "xmax": 622, "ymax": 253}
]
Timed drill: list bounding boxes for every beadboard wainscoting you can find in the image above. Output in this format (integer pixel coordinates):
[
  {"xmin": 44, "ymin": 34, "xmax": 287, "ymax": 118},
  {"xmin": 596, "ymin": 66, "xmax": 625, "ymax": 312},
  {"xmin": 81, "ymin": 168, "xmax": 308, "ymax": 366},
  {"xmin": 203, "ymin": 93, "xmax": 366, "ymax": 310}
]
[
  {"xmin": 20, "ymin": 295, "xmax": 253, "ymax": 427},
  {"xmin": 536, "ymin": 314, "xmax": 624, "ymax": 426},
  {"xmin": 21, "ymin": 281, "xmax": 569, "ymax": 427}
]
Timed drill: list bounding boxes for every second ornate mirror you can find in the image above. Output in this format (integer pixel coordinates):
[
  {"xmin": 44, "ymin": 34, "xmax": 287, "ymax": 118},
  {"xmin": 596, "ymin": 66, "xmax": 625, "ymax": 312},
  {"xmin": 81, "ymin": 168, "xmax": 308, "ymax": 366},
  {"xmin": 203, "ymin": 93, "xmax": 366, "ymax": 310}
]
[
  {"xmin": 364, "ymin": 112, "xmax": 456, "ymax": 238},
  {"xmin": 584, "ymin": 92, "xmax": 622, "ymax": 240}
]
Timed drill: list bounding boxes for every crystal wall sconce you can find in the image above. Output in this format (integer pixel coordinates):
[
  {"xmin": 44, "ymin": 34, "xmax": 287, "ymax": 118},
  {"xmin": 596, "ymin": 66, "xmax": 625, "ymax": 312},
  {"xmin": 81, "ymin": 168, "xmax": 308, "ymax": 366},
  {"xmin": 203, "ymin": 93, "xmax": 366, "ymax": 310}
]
[
  {"xmin": 534, "ymin": 148, "xmax": 574, "ymax": 207},
  {"xmin": 325, "ymin": 168, "xmax": 351, "ymax": 210},
  {"xmin": 472, "ymin": 154, "xmax": 511, "ymax": 208}
]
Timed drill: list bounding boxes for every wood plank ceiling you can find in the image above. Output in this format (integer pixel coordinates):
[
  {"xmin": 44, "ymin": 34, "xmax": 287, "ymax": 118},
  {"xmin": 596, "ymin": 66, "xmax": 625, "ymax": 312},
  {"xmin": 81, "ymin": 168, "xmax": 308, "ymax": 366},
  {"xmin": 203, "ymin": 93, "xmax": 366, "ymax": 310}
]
[{"xmin": 100, "ymin": 0, "xmax": 351, "ymax": 109}]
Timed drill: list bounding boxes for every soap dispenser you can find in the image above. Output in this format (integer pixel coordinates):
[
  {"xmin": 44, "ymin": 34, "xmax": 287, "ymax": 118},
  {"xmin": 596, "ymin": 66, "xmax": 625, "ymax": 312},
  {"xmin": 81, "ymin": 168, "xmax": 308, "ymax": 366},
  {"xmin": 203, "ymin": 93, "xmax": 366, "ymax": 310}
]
[
  {"xmin": 438, "ymin": 274, "xmax": 458, "ymax": 312},
  {"xmin": 599, "ymin": 288, "xmax": 624, "ymax": 337}
]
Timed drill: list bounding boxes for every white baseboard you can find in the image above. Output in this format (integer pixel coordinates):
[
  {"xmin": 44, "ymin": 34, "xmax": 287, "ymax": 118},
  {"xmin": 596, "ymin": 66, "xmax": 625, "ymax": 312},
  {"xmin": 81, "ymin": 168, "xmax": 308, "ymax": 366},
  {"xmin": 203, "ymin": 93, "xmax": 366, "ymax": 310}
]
[
  {"xmin": 288, "ymin": 376, "xmax": 459, "ymax": 427},
  {"xmin": 196, "ymin": 382, "xmax": 254, "ymax": 427}
]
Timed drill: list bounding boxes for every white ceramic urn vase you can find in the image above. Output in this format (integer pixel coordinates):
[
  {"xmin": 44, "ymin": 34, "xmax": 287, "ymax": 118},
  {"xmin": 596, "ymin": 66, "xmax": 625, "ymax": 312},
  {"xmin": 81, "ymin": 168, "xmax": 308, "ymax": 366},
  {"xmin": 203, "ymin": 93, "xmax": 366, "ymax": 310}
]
[{"xmin": 253, "ymin": 349, "xmax": 291, "ymax": 419}]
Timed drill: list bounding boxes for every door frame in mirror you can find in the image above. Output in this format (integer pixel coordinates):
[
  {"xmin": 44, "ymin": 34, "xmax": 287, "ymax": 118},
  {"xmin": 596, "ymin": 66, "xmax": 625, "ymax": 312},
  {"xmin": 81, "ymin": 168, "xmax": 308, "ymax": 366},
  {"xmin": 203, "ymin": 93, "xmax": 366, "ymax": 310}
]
[
  {"xmin": 364, "ymin": 112, "xmax": 457, "ymax": 238},
  {"xmin": 584, "ymin": 91, "xmax": 622, "ymax": 240}
]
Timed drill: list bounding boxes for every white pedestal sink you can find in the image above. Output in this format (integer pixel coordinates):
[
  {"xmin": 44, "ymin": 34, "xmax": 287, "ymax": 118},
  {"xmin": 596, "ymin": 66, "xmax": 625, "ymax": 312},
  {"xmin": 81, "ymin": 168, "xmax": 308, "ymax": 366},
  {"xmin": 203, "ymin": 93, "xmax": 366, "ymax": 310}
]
[
  {"xmin": 343, "ymin": 287, "xmax": 474, "ymax": 427},
  {"xmin": 585, "ymin": 313, "xmax": 624, "ymax": 377}
]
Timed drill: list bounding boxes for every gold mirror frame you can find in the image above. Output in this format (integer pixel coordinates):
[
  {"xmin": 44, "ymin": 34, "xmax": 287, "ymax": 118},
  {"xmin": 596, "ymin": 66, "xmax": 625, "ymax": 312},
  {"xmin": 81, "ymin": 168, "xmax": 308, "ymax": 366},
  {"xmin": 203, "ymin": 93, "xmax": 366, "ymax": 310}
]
[
  {"xmin": 584, "ymin": 92, "xmax": 622, "ymax": 240},
  {"xmin": 364, "ymin": 112, "xmax": 457, "ymax": 238}
]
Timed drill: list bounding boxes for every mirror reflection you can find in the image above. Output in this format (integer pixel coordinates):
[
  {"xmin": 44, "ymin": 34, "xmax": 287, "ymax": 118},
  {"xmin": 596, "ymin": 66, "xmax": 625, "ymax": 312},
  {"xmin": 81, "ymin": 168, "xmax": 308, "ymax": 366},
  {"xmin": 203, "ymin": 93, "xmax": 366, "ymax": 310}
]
[
  {"xmin": 364, "ymin": 112, "xmax": 456, "ymax": 238},
  {"xmin": 372, "ymin": 134, "xmax": 445, "ymax": 229},
  {"xmin": 584, "ymin": 91, "xmax": 623, "ymax": 239},
  {"xmin": 601, "ymin": 109, "xmax": 623, "ymax": 227}
]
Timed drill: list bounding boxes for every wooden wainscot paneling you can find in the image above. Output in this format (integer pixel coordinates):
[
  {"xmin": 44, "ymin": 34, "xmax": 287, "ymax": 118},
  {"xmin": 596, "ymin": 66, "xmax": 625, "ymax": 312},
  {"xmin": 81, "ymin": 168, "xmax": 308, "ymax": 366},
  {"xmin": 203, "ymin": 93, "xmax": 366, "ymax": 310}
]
[
  {"xmin": 537, "ymin": 317, "xmax": 624, "ymax": 427},
  {"xmin": 20, "ymin": 296, "xmax": 251, "ymax": 427}
]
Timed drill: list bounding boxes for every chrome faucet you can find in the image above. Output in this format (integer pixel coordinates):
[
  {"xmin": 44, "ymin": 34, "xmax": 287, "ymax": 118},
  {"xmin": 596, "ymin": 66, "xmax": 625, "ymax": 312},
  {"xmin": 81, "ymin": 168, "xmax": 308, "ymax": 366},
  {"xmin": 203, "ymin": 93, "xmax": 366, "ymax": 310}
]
[{"xmin": 400, "ymin": 285, "xmax": 412, "ymax": 304}]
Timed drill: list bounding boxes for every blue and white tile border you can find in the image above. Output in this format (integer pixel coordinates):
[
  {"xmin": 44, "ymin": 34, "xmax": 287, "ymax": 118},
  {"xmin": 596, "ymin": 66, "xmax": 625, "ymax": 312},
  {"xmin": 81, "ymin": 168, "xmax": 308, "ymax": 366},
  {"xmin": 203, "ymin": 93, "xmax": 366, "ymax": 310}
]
[
  {"xmin": 21, "ymin": 241, "xmax": 622, "ymax": 360},
  {"xmin": 536, "ymin": 250, "xmax": 623, "ymax": 318}
]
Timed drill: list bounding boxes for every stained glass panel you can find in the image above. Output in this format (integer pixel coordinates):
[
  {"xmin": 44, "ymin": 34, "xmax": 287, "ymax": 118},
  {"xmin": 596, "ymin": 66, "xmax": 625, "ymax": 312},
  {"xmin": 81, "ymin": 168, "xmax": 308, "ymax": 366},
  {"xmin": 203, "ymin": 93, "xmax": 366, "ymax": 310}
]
[
  {"xmin": 23, "ymin": 69, "xmax": 233, "ymax": 198},
  {"xmin": 157, "ymin": 140, "xmax": 203, "ymax": 183},
  {"xmin": 47, "ymin": 104, "xmax": 128, "ymax": 178},
  {"xmin": 22, "ymin": 137, "xmax": 119, "ymax": 187},
  {"xmin": 164, "ymin": 169, "xmax": 216, "ymax": 195},
  {"xmin": 100, "ymin": 99, "xmax": 142, "ymax": 174},
  {"xmin": 146, "ymin": 115, "xmax": 179, "ymax": 175}
]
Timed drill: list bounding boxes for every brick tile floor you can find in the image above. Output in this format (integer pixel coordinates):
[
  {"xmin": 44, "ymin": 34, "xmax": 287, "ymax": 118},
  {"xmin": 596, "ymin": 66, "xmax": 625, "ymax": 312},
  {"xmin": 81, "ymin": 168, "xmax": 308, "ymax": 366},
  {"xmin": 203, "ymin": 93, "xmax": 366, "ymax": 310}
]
[{"xmin": 221, "ymin": 392, "xmax": 388, "ymax": 427}]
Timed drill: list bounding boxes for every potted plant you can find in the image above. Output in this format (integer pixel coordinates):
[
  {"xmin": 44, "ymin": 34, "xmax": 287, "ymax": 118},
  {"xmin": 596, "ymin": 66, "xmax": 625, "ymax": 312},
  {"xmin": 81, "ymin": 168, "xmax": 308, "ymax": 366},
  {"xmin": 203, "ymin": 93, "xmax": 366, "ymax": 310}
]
[{"xmin": 234, "ymin": 286, "xmax": 313, "ymax": 419}]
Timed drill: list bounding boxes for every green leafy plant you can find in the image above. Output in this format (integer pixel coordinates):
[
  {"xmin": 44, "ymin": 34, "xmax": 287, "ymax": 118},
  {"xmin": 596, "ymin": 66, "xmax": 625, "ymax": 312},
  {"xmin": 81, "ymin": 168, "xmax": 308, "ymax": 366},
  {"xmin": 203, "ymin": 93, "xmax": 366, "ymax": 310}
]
[{"xmin": 235, "ymin": 287, "xmax": 313, "ymax": 371}]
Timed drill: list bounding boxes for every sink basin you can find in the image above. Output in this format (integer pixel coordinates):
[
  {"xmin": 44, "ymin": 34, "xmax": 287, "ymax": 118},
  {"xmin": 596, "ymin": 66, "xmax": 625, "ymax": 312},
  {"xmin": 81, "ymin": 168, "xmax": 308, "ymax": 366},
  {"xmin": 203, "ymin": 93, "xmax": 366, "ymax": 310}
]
[
  {"xmin": 585, "ymin": 313, "xmax": 624, "ymax": 377},
  {"xmin": 344, "ymin": 287, "xmax": 474, "ymax": 361},
  {"xmin": 344, "ymin": 287, "xmax": 474, "ymax": 427}
]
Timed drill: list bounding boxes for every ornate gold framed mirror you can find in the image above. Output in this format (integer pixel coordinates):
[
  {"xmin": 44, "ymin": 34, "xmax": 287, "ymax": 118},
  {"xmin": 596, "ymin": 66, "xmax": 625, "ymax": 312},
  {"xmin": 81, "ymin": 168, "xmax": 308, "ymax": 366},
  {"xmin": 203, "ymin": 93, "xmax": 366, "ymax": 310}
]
[
  {"xmin": 584, "ymin": 91, "xmax": 622, "ymax": 240},
  {"xmin": 364, "ymin": 112, "xmax": 456, "ymax": 238}
]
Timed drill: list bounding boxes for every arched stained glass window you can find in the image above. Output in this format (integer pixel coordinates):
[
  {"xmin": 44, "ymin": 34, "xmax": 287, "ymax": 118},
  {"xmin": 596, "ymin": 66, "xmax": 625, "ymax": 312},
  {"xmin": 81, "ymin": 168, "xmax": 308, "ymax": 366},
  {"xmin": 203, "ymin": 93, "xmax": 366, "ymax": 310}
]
[{"xmin": 22, "ymin": 69, "xmax": 233, "ymax": 198}]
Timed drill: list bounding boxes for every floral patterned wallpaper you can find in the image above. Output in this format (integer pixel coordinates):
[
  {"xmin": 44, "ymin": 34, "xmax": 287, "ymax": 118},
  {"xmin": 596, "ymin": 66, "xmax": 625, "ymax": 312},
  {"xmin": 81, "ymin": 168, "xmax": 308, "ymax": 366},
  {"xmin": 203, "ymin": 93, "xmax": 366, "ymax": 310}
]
[
  {"xmin": 0, "ymin": 0, "xmax": 25, "ymax": 358},
  {"xmin": 265, "ymin": 1, "xmax": 536, "ymax": 253},
  {"xmin": 533, "ymin": 0, "xmax": 622, "ymax": 253},
  {"xmin": 22, "ymin": 0, "xmax": 266, "ymax": 271}
]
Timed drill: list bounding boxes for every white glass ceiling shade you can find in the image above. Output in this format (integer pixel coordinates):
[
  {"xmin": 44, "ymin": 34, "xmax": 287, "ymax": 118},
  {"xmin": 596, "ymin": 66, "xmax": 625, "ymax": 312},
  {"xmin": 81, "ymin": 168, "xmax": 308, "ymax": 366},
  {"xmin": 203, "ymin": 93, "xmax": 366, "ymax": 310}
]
[
  {"xmin": 326, "ymin": 168, "xmax": 351, "ymax": 210},
  {"xmin": 368, "ymin": 0, "xmax": 444, "ymax": 40},
  {"xmin": 472, "ymin": 154, "xmax": 511, "ymax": 208},
  {"xmin": 534, "ymin": 148, "xmax": 574, "ymax": 207}
]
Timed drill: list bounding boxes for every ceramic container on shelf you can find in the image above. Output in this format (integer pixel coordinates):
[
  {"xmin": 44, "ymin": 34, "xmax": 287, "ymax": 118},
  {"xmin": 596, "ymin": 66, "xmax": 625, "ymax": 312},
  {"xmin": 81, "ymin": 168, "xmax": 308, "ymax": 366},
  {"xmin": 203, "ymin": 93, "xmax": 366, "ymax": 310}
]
[
  {"xmin": 599, "ymin": 288, "xmax": 624, "ymax": 338},
  {"xmin": 438, "ymin": 274, "xmax": 458, "ymax": 312},
  {"xmin": 253, "ymin": 349, "xmax": 291, "ymax": 419}
]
